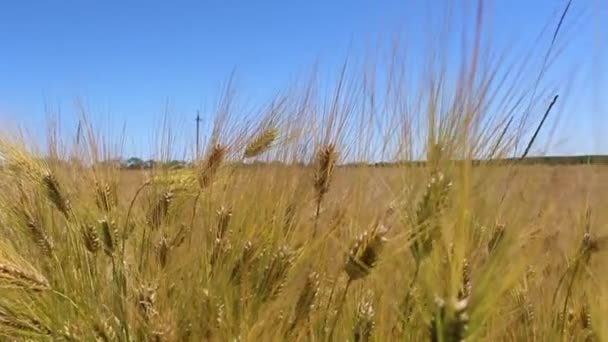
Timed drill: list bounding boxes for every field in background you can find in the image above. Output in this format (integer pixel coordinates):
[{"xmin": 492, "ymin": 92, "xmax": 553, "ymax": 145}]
[{"xmin": 1, "ymin": 145, "xmax": 607, "ymax": 340}]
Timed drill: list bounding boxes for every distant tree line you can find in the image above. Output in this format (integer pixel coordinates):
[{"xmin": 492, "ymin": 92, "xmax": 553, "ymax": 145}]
[
  {"xmin": 368, "ymin": 155, "xmax": 608, "ymax": 167},
  {"xmin": 108, "ymin": 155, "xmax": 608, "ymax": 170},
  {"xmin": 117, "ymin": 157, "xmax": 189, "ymax": 170}
]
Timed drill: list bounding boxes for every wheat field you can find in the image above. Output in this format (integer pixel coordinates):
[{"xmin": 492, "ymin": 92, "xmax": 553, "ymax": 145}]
[
  {"xmin": 1, "ymin": 3, "xmax": 607, "ymax": 341},
  {"xmin": 1, "ymin": 116, "xmax": 607, "ymax": 342}
]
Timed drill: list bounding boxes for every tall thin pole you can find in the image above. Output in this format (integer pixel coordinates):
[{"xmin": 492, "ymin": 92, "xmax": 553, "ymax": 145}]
[
  {"xmin": 195, "ymin": 111, "xmax": 202, "ymax": 159},
  {"xmin": 75, "ymin": 122, "xmax": 82, "ymax": 146}
]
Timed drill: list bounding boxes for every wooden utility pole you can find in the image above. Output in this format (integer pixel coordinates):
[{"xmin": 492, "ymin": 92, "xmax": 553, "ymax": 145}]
[{"xmin": 195, "ymin": 111, "xmax": 202, "ymax": 159}]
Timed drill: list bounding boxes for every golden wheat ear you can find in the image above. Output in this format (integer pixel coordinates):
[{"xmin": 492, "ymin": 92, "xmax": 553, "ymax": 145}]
[
  {"xmin": 286, "ymin": 270, "xmax": 320, "ymax": 336},
  {"xmin": 198, "ymin": 144, "xmax": 226, "ymax": 189},
  {"xmin": 257, "ymin": 245, "xmax": 295, "ymax": 302},
  {"xmin": 458, "ymin": 258, "xmax": 472, "ymax": 300},
  {"xmin": 344, "ymin": 224, "xmax": 388, "ymax": 281},
  {"xmin": 94, "ymin": 180, "xmax": 117, "ymax": 213},
  {"xmin": 314, "ymin": 144, "xmax": 338, "ymax": 200},
  {"xmin": 328, "ymin": 223, "xmax": 387, "ymax": 340},
  {"xmin": 429, "ymin": 296, "xmax": 470, "ymax": 342},
  {"xmin": 353, "ymin": 291, "xmax": 375, "ymax": 342},
  {"xmin": 230, "ymin": 241, "xmax": 256, "ymax": 284},
  {"xmin": 16, "ymin": 207, "xmax": 54, "ymax": 257},
  {"xmin": 0, "ymin": 263, "xmax": 50, "ymax": 291},
  {"xmin": 41, "ymin": 170, "xmax": 72, "ymax": 219},
  {"xmin": 0, "ymin": 309, "xmax": 52, "ymax": 336},
  {"xmin": 81, "ymin": 223, "xmax": 101, "ymax": 254},
  {"xmin": 209, "ymin": 206, "xmax": 233, "ymax": 269},
  {"xmin": 312, "ymin": 144, "xmax": 338, "ymax": 237},
  {"xmin": 155, "ymin": 235, "xmax": 171, "ymax": 268},
  {"xmin": 410, "ymin": 170, "xmax": 452, "ymax": 263},
  {"xmin": 244, "ymin": 127, "xmax": 278, "ymax": 158},
  {"xmin": 148, "ymin": 190, "xmax": 174, "ymax": 230},
  {"xmin": 98, "ymin": 218, "xmax": 117, "ymax": 256},
  {"xmin": 136, "ymin": 283, "xmax": 158, "ymax": 322}
]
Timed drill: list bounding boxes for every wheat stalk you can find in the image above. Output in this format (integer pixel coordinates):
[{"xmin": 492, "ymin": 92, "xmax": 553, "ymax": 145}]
[{"xmin": 552, "ymin": 231, "xmax": 608, "ymax": 338}]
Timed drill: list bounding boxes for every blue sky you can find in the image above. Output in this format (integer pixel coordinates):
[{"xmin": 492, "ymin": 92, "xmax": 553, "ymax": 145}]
[{"xmin": 0, "ymin": 1, "xmax": 606, "ymax": 159}]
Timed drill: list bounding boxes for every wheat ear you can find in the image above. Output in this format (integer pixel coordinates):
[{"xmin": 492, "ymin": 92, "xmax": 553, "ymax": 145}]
[{"xmin": 244, "ymin": 127, "xmax": 277, "ymax": 158}]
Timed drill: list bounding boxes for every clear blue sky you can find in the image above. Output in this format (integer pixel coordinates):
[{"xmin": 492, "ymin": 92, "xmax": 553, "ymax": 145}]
[{"xmin": 0, "ymin": 1, "xmax": 606, "ymax": 159}]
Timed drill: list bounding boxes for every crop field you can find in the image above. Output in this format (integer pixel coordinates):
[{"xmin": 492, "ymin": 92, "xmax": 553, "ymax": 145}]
[
  {"xmin": 1, "ymin": 1, "xmax": 606, "ymax": 341},
  {"xmin": 1, "ymin": 126, "xmax": 608, "ymax": 341}
]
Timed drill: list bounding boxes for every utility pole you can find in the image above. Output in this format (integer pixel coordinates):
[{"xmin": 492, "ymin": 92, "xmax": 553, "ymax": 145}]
[
  {"xmin": 75, "ymin": 122, "xmax": 82, "ymax": 146},
  {"xmin": 195, "ymin": 111, "xmax": 202, "ymax": 159}
]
